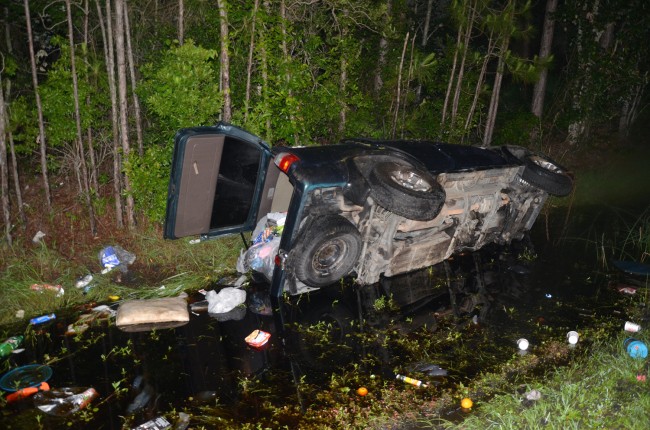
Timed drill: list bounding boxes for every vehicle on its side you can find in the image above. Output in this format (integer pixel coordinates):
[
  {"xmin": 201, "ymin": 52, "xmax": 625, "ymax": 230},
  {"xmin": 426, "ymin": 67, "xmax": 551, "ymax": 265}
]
[{"xmin": 164, "ymin": 122, "xmax": 573, "ymax": 297}]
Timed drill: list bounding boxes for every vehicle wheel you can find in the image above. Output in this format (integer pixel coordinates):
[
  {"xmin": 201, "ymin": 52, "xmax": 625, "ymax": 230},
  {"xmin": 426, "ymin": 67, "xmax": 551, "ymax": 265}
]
[
  {"xmin": 504, "ymin": 146, "xmax": 573, "ymax": 196},
  {"xmin": 293, "ymin": 216, "xmax": 362, "ymax": 288},
  {"xmin": 368, "ymin": 161, "xmax": 445, "ymax": 221}
]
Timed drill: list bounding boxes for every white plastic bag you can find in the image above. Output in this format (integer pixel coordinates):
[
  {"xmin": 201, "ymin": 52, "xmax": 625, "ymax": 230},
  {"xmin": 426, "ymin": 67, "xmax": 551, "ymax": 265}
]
[{"xmin": 206, "ymin": 287, "xmax": 246, "ymax": 314}]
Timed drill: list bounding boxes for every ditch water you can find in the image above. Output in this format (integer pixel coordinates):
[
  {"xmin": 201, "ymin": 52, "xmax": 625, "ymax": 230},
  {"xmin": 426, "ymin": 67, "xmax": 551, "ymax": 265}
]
[{"xmin": 1, "ymin": 203, "xmax": 648, "ymax": 429}]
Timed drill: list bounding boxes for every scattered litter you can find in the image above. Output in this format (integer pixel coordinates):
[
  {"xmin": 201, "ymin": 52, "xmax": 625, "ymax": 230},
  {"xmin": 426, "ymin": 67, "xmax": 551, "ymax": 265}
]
[
  {"xmin": 237, "ymin": 213, "xmax": 286, "ymax": 280},
  {"xmin": 66, "ymin": 306, "xmax": 116, "ymax": 336},
  {"xmin": 525, "ymin": 389, "xmax": 542, "ymax": 401},
  {"xmin": 356, "ymin": 387, "xmax": 368, "ymax": 397},
  {"xmin": 15, "ymin": 309, "xmax": 24, "ymax": 319},
  {"xmin": 175, "ymin": 412, "xmax": 190, "ymax": 430},
  {"xmin": 6, "ymin": 381, "xmax": 50, "ymax": 404},
  {"xmin": 209, "ymin": 305, "xmax": 246, "ymax": 322},
  {"xmin": 249, "ymin": 291, "xmax": 273, "ymax": 316},
  {"xmin": 127, "ymin": 383, "xmax": 155, "ymax": 414},
  {"xmin": 116, "ymin": 295, "xmax": 189, "ymax": 332},
  {"xmin": 245, "ymin": 329, "xmax": 271, "ymax": 348},
  {"xmin": 0, "ymin": 335, "xmax": 23, "ymax": 358},
  {"xmin": 613, "ymin": 260, "xmax": 650, "ymax": 276},
  {"xmin": 30, "ymin": 283, "xmax": 64, "ymax": 297},
  {"xmin": 636, "ymin": 374, "xmax": 647, "ymax": 383},
  {"xmin": 99, "ymin": 245, "xmax": 136, "ymax": 274},
  {"xmin": 132, "ymin": 416, "xmax": 171, "ymax": 430},
  {"xmin": 624, "ymin": 338, "xmax": 648, "ymax": 359},
  {"xmin": 624, "ymin": 321, "xmax": 641, "ymax": 333},
  {"xmin": 32, "ymin": 230, "xmax": 46, "ymax": 243},
  {"xmin": 460, "ymin": 397, "xmax": 473, "ymax": 409},
  {"xmin": 544, "ymin": 293, "xmax": 552, "ymax": 299},
  {"xmin": 206, "ymin": 287, "xmax": 246, "ymax": 314},
  {"xmin": 75, "ymin": 274, "xmax": 94, "ymax": 289},
  {"xmin": 517, "ymin": 338, "xmax": 529, "ymax": 351},
  {"xmin": 0, "ymin": 364, "xmax": 53, "ymax": 392},
  {"xmin": 567, "ymin": 331, "xmax": 579, "ymax": 345},
  {"xmin": 395, "ymin": 374, "xmax": 427, "ymax": 388},
  {"xmin": 190, "ymin": 300, "xmax": 209, "ymax": 314},
  {"xmin": 472, "ymin": 314, "xmax": 479, "ymax": 325},
  {"xmin": 34, "ymin": 387, "xmax": 99, "ymax": 416},
  {"xmin": 108, "ymin": 295, "xmax": 120, "ymax": 301},
  {"xmin": 30, "ymin": 313, "xmax": 56, "ymax": 325},
  {"xmin": 618, "ymin": 286, "xmax": 637, "ymax": 295}
]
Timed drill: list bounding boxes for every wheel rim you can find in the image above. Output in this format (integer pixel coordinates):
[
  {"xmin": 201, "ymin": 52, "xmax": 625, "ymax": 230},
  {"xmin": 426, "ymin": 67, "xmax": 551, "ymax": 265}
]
[
  {"xmin": 388, "ymin": 168, "xmax": 432, "ymax": 192},
  {"xmin": 312, "ymin": 238, "xmax": 347, "ymax": 274},
  {"xmin": 529, "ymin": 155, "xmax": 564, "ymax": 174}
]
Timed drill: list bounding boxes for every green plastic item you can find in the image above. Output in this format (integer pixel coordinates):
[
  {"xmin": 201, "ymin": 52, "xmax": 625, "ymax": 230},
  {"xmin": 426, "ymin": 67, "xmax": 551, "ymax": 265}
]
[{"xmin": 0, "ymin": 336, "xmax": 23, "ymax": 359}]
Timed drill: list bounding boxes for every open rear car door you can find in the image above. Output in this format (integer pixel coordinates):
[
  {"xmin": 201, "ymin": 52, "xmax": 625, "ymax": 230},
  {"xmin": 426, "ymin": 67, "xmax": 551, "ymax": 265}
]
[{"xmin": 164, "ymin": 124, "xmax": 274, "ymax": 240}]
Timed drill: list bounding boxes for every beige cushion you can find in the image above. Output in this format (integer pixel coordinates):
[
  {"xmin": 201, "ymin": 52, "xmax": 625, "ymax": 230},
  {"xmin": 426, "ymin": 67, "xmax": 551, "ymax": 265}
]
[{"xmin": 116, "ymin": 296, "xmax": 189, "ymax": 332}]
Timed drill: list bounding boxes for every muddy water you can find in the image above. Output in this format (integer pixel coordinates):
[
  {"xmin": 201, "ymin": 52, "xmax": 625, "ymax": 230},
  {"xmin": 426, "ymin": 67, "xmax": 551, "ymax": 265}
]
[{"xmin": 0, "ymin": 205, "xmax": 647, "ymax": 429}]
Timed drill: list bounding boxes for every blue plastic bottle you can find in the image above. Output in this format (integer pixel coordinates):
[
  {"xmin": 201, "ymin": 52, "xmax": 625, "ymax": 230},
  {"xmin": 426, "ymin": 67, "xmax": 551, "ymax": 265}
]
[
  {"xmin": 624, "ymin": 338, "xmax": 648, "ymax": 359},
  {"xmin": 30, "ymin": 313, "xmax": 56, "ymax": 325}
]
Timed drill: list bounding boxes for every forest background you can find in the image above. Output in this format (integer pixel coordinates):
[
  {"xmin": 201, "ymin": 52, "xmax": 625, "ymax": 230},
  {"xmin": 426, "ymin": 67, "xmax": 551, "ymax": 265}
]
[{"xmin": 0, "ymin": 0, "xmax": 649, "ymax": 246}]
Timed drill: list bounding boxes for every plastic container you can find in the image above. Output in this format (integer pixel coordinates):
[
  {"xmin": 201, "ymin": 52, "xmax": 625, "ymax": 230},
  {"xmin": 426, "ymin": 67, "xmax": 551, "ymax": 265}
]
[
  {"xmin": 33, "ymin": 387, "xmax": 98, "ymax": 416},
  {"xmin": 567, "ymin": 331, "xmax": 579, "ymax": 345},
  {"xmin": 30, "ymin": 313, "xmax": 56, "ymax": 325},
  {"xmin": 517, "ymin": 338, "xmax": 529, "ymax": 351},
  {"xmin": 624, "ymin": 338, "xmax": 648, "ymax": 359},
  {"xmin": 624, "ymin": 321, "xmax": 641, "ymax": 333},
  {"xmin": 0, "ymin": 364, "xmax": 53, "ymax": 391},
  {"xmin": 0, "ymin": 335, "xmax": 23, "ymax": 358}
]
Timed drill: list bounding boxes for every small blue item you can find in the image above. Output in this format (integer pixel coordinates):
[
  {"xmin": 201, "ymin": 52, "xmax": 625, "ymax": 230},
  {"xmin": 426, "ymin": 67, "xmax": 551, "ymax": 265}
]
[
  {"xmin": 30, "ymin": 313, "xmax": 56, "ymax": 325},
  {"xmin": 0, "ymin": 364, "xmax": 53, "ymax": 391},
  {"xmin": 624, "ymin": 338, "xmax": 648, "ymax": 359},
  {"xmin": 101, "ymin": 246, "xmax": 121, "ymax": 268}
]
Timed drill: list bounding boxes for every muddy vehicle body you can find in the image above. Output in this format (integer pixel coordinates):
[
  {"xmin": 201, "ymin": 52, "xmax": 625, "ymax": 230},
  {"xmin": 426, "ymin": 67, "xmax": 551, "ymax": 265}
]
[{"xmin": 164, "ymin": 122, "xmax": 572, "ymax": 298}]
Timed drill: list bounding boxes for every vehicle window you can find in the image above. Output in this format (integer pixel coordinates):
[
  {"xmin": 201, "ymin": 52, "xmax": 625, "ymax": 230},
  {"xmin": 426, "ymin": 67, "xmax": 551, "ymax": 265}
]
[{"xmin": 209, "ymin": 137, "xmax": 262, "ymax": 229}]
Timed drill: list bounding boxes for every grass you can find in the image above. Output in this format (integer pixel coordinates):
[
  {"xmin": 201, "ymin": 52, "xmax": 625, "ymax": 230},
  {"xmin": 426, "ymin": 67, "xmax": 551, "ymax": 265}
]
[{"xmin": 0, "ymin": 227, "xmax": 244, "ymax": 327}]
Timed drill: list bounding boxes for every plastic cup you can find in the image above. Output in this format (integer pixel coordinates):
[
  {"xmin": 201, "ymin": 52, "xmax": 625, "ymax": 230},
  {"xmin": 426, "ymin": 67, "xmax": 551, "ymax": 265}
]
[
  {"xmin": 517, "ymin": 338, "xmax": 529, "ymax": 351},
  {"xmin": 624, "ymin": 321, "xmax": 641, "ymax": 333},
  {"xmin": 567, "ymin": 331, "xmax": 579, "ymax": 345}
]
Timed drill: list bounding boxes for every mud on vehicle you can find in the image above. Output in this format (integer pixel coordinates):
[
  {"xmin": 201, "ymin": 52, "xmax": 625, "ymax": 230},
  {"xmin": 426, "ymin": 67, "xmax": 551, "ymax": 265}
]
[{"xmin": 164, "ymin": 122, "xmax": 573, "ymax": 296}]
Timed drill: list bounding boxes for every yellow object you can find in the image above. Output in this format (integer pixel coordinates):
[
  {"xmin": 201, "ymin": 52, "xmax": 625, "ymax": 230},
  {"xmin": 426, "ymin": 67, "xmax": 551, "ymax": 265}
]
[
  {"xmin": 108, "ymin": 295, "xmax": 120, "ymax": 301},
  {"xmin": 461, "ymin": 397, "xmax": 473, "ymax": 409},
  {"xmin": 396, "ymin": 374, "xmax": 427, "ymax": 387},
  {"xmin": 357, "ymin": 387, "xmax": 368, "ymax": 397}
]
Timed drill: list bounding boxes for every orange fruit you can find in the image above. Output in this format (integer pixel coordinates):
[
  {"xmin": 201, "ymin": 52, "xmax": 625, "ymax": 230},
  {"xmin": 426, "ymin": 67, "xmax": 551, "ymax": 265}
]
[
  {"xmin": 460, "ymin": 397, "xmax": 473, "ymax": 409},
  {"xmin": 357, "ymin": 387, "xmax": 369, "ymax": 397}
]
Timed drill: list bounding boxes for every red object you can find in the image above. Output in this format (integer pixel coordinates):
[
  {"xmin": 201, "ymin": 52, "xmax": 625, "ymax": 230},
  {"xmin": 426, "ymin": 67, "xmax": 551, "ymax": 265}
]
[
  {"xmin": 6, "ymin": 382, "xmax": 50, "ymax": 404},
  {"xmin": 274, "ymin": 153, "xmax": 300, "ymax": 173},
  {"xmin": 245, "ymin": 330, "xmax": 271, "ymax": 348}
]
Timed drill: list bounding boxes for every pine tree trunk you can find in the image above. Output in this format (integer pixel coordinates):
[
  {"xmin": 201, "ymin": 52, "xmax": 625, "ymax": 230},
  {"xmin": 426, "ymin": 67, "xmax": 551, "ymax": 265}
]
[
  {"xmin": 65, "ymin": 0, "xmax": 97, "ymax": 236},
  {"xmin": 23, "ymin": 0, "xmax": 52, "ymax": 211},
  {"xmin": 114, "ymin": 0, "xmax": 136, "ymax": 228},
  {"xmin": 464, "ymin": 32, "xmax": 495, "ymax": 135},
  {"xmin": 531, "ymin": 0, "xmax": 558, "ymax": 118},
  {"xmin": 392, "ymin": 32, "xmax": 409, "ymax": 139},
  {"xmin": 261, "ymin": 1, "xmax": 271, "ymax": 138},
  {"xmin": 178, "ymin": 0, "xmax": 184, "ymax": 45},
  {"xmin": 416, "ymin": 0, "xmax": 434, "ymax": 101},
  {"xmin": 451, "ymin": 1, "xmax": 476, "ymax": 122},
  {"xmin": 0, "ymin": 78, "xmax": 10, "ymax": 246},
  {"xmin": 217, "ymin": 0, "xmax": 232, "ymax": 122},
  {"xmin": 3, "ymin": 7, "xmax": 26, "ymax": 229},
  {"xmin": 244, "ymin": 0, "xmax": 260, "ymax": 124},
  {"xmin": 483, "ymin": 39, "xmax": 509, "ymax": 146},
  {"xmin": 123, "ymin": 0, "xmax": 144, "ymax": 156},
  {"xmin": 279, "ymin": 0, "xmax": 299, "ymax": 144},
  {"xmin": 97, "ymin": 0, "xmax": 124, "ymax": 228},
  {"xmin": 82, "ymin": 0, "xmax": 99, "ymax": 193},
  {"xmin": 374, "ymin": 0, "xmax": 391, "ymax": 95}
]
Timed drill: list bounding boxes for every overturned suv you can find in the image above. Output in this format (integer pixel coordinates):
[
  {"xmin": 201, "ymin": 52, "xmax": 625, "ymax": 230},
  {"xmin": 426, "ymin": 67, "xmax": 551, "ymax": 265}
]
[{"xmin": 164, "ymin": 123, "xmax": 573, "ymax": 296}]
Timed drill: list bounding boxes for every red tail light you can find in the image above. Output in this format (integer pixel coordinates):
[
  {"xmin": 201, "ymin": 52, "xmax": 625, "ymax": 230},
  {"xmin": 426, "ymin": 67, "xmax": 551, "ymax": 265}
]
[{"xmin": 274, "ymin": 152, "xmax": 299, "ymax": 173}]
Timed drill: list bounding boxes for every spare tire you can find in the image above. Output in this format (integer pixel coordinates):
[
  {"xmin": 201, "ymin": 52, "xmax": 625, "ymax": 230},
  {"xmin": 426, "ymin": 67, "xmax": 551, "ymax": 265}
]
[
  {"xmin": 368, "ymin": 161, "xmax": 445, "ymax": 220},
  {"xmin": 504, "ymin": 146, "xmax": 573, "ymax": 196},
  {"xmin": 292, "ymin": 216, "xmax": 362, "ymax": 288}
]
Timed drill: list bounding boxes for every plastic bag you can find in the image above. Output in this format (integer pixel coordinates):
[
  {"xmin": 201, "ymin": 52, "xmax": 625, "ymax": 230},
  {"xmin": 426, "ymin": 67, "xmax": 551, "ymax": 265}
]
[
  {"xmin": 206, "ymin": 287, "xmax": 246, "ymax": 314},
  {"xmin": 99, "ymin": 245, "xmax": 136, "ymax": 273}
]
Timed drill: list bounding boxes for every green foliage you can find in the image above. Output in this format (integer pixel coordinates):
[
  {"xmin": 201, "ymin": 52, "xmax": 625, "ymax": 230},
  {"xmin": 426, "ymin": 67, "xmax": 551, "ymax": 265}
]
[
  {"xmin": 492, "ymin": 110, "xmax": 540, "ymax": 147},
  {"xmin": 124, "ymin": 144, "xmax": 172, "ymax": 223},
  {"xmin": 138, "ymin": 40, "xmax": 222, "ymax": 137},
  {"xmin": 39, "ymin": 38, "xmax": 109, "ymax": 148}
]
